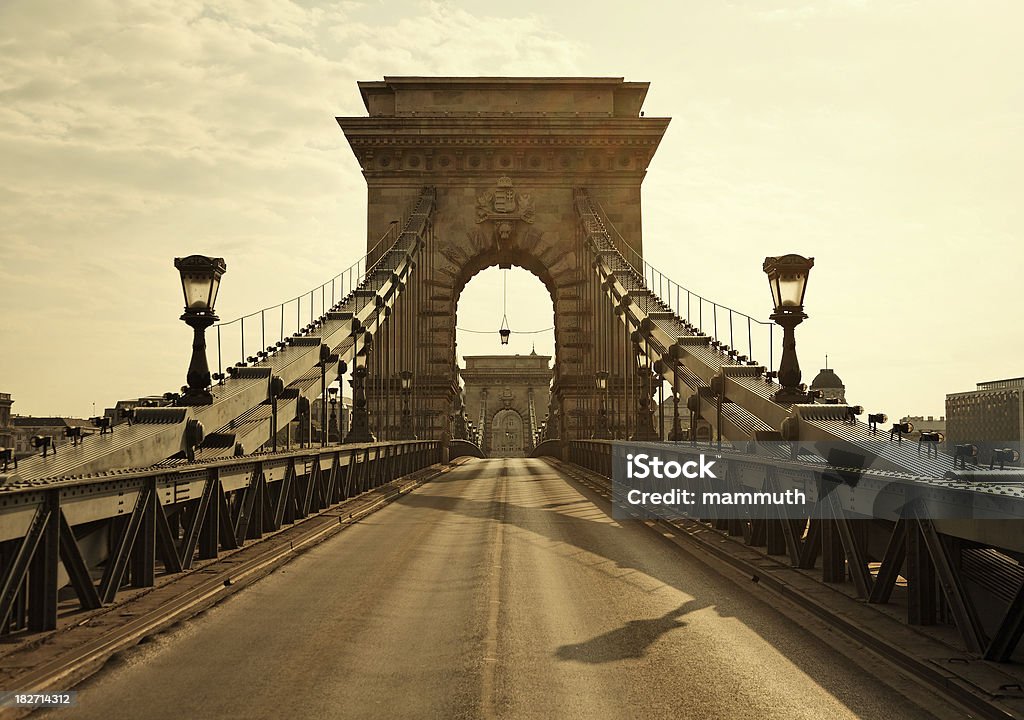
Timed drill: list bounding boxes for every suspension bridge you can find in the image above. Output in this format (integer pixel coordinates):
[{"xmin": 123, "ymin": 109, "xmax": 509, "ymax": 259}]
[{"xmin": 2, "ymin": 77, "xmax": 1023, "ymax": 719}]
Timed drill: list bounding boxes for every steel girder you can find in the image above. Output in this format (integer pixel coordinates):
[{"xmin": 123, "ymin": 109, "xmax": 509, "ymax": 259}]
[
  {"xmin": 0, "ymin": 440, "xmax": 439, "ymax": 636},
  {"xmin": 569, "ymin": 439, "xmax": 1024, "ymax": 662}
]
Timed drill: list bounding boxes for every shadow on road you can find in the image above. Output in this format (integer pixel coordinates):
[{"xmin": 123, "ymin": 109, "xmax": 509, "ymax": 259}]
[{"xmin": 555, "ymin": 600, "xmax": 706, "ymax": 664}]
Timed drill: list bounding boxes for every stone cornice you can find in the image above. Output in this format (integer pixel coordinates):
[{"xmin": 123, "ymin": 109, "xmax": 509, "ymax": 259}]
[
  {"xmin": 338, "ymin": 115, "xmax": 670, "ymax": 126},
  {"xmin": 462, "ymin": 373, "xmax": 553, "ymax": 385},
  {"xmin": 345, "ymin": 135, "xmax": 663, "ymax": 146},
  {"xmin": 360, "ymin": 175, "xmax": 649, "ymax": 186},
  {"xmin": 340, "ymin": 77, "xmax": 670, "ymax": 184},
  {"xmin": 338, "ymin": 118, "xmax": 669, "ymax": 142},
  {"xmin": 345, "ymin": 134, "xmax": 661, "ymax": 176}
]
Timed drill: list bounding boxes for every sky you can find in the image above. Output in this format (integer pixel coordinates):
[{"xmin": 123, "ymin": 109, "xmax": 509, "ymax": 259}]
[{"xmin": 0, "ymin": 0, "xmax": 1020, "ymax": 420}]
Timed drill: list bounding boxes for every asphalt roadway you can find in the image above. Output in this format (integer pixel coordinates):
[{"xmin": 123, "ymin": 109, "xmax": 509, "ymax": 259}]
[{"xmin": 49, "ymin": 458, "xmax": 965, "ymax": 719}]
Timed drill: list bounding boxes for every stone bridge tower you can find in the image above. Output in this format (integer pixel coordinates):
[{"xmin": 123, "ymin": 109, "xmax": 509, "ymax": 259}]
[
  {"xmin": 461, "ymin": 353, "xmax": 552, "ymax": 457},
  {"xmin": 338, "ymin": 77, "xmax": 669, "ymax": 440}
]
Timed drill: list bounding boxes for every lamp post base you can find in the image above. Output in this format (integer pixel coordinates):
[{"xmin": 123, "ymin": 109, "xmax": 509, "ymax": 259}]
[
  {"xmin": 344, "ymin": 365, "xmax": 375, "ymax": 443},
  {"xmin": 344, "ymin": 413, "xmax": 376, "ymax": 444},
  {"xmin": 398, "ymin": 413, "xmax": 417, "ymax": 441},
  {"xmin": 630, "ymin": 407, "xmax": 660, "ymax": 441},
  {"xmin": 631, "ymin": 371, "xmax": 659, "ymax": 441},
  {"xmin": 626, "ymin": 426, "xmax": 659, "ymax": 442},
  {"xmin": 668, "ymin": 420, "xmax": 685, "ymax": 441},
  {"xmin": 179, "ymin": 389, "xmax": 215, "ymax": 406},
  {"xmin": 770, "ymin": 311, "xmax": 811, "ymax": 407},
  {"xmin": 668, "ymin": 394, "xmax": 684, "ymax": 441},
  {"xmin": 630, "ymin": 428, "xmax": 660, "ymax": 441},
  {"xmin": 771, "ymin": 389, "xmax": 814, "ymax": 405},
  {"xmin": 453, "ymin": 414, "xmax": 467, "ymax": 441},
  {"xmin": 179, "ymin": 312, "xmax": 217, "ymax": 407}
]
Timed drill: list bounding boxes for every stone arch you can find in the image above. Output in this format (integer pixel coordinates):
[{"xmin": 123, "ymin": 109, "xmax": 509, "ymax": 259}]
[
  {"xmin": 358, "ymin": 183, "xmax": 649, "ymax": 442},
  {"xmin": 451, "ymin": 245, "xmax": 561, "ymax": 370},
  {"xmin": 490, "ymin": 408, "xmax": 526, "ymax": 457},
  {"xmin": 450, "ymin": 238, "xmax": 562, "ymax": 301},
  {"xmin": 424, "ymin": 194, "xmax": 592, "ymax": 440}
]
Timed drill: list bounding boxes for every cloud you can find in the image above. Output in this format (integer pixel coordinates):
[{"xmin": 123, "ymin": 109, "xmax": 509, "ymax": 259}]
[
  {"xmin": 0, "ymin": 0, "xmax": 582, "ymax": 415},
  {"xmin": 2, "ymin": 0, "xmax": 1020, "ymax": 425}
]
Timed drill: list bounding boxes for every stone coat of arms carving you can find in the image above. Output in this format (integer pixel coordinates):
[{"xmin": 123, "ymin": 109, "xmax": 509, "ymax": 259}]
[{"xmin": 475, "ymin": 177, "xmax": 536, "ymax": 260}]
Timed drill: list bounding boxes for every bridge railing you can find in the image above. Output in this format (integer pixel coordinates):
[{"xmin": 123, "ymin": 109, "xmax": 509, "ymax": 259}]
[
  {"xmin": 563, "ymin": 439, "xmax": 1024, "ymax": 663},
  {"xmin": 588, "ymin": 198, "xmax": 778, "ymax": 372},
  {"xmin": 211, "ymin": 224, "xmax": 399, "ymax": 377},
  {"xmin": 0, "ymin": 439, "xmax": 440, "ymax": 637}
]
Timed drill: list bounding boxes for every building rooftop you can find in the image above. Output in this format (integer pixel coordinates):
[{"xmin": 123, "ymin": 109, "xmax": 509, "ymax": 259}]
[
  {"xmin": 355, "ymin": 76, "xmax": 652, "ymax": 118},
  {"xmin": 12, "ymin": 417, "xmax": 93, "ymax": 428},
  {"xmin": 977, "ymin": 377, "xmax": 1024, "ymax": 391},
  {"xmin": 810, "ymin": 368, "xmax": 844, "ymax": 390}
]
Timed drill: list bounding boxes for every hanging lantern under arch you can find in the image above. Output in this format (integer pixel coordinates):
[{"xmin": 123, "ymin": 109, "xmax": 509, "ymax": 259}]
[{"xmin": 498, "ymin": 269, "xmax": 511, "ymax": 345}]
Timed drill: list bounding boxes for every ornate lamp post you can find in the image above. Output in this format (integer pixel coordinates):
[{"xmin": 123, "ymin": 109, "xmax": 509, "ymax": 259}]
[
  {"xmin": 174, "ymin": 255, "xmax": 226, "ymax": 406},
  {"xmin": 452, "ymin": 395, "xmax": 468, "ymax": 441},
  {"xmin": 316, "ymin": 344, "xmax": 340, "ymax": 447},
  {"xmin": 546, "ymin": 398, "xmax": 561, "ymax": 441},
  {"xmin": 763, "ymin": 254, "xmax": 815, "ymax": 404},
  {"xmin": 399, "ymin": 370, "xmax": 416, "ymax": 440},
  {"xmin": 630, "ymin": 335, "xmax": 659, "ymax": 441},
  {"xmin": 593, "ymin": 370, "xmax": 611, "ymax": 439},
  {"xmin": 668, "ymin": 376, "xmax": 685, "ymax": 441},
  {"xmin": 328, "ymin": 386, "xmax": 339, "ymax": 443},
  {"xmin": 344, "ymin": 332, "xmax": 376, "ymax": 443}
]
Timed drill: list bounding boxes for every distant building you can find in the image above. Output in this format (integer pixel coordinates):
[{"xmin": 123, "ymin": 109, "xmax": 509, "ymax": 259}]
[
  {"xmin": 946, "ymin": 377, "xmax": 1024, "ymax": 466},
  {"xmin": 101, "ymin": 396, "xmax": 176, "ymax": 427},
  {"xmin": 810, "ymin": 367, "xmax": 846, "ymax": 403},
  {"xmin": 311, "ymin": 396, "xmax": 352, "ymax": 444},
  {"xmin": 899, "ymin": 415, "xmax": 946, "ymax": 441},
  {"xmin": 461, "ymin": 352, "xmax": 552, "ymax": 457},
  {"xmin": 279, "ymin": 396, "xmax": 353, "ymax": 448},
  {"xmin": 12, "ymin": 416, "xmax": 97, "ymax": 458},
  {"xmin": 103, "ymin": 396, "xmax": 173, "ymax": 424},
  {"xmin": 0, "ymin": 392, "xmax": 13, "ymax": 449}
]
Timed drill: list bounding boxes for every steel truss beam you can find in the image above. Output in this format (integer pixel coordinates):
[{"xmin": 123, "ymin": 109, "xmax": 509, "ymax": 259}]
[
  {"xmin": 0, "ymin": 440, "xmax": 439, "ymax": 639},
  {"xmin": 911, "ymin": 504, "xmax": 987, "ymax": 654},
  {"xmin": 986, "ymin": 580, "xmax": 1024, "ymax": 661},
  {"xmin": 567, "ymin": 439, "xmax": 1023, "ymax": 661},
  {"xmin": 1, "ymin": 503, "xmax": 53, "ymax": 631},
  {"xmin": 824, "ymin": 487, "xmax": 873, "ymax": 598},
  {"xmin": 868, "ymin": 518, "xmax": 907, "ymax": 605}
]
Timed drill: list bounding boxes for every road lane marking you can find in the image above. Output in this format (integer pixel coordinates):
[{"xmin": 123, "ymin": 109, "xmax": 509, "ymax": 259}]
[{"xmin": 480, "ymin": 461, "xmax": 507, "ymax": 720}]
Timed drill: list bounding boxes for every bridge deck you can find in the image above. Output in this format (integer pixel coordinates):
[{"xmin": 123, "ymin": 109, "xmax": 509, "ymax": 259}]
[{"xmin": 50, "ymin": 459, "xmax": 947, "ymax": 719}]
